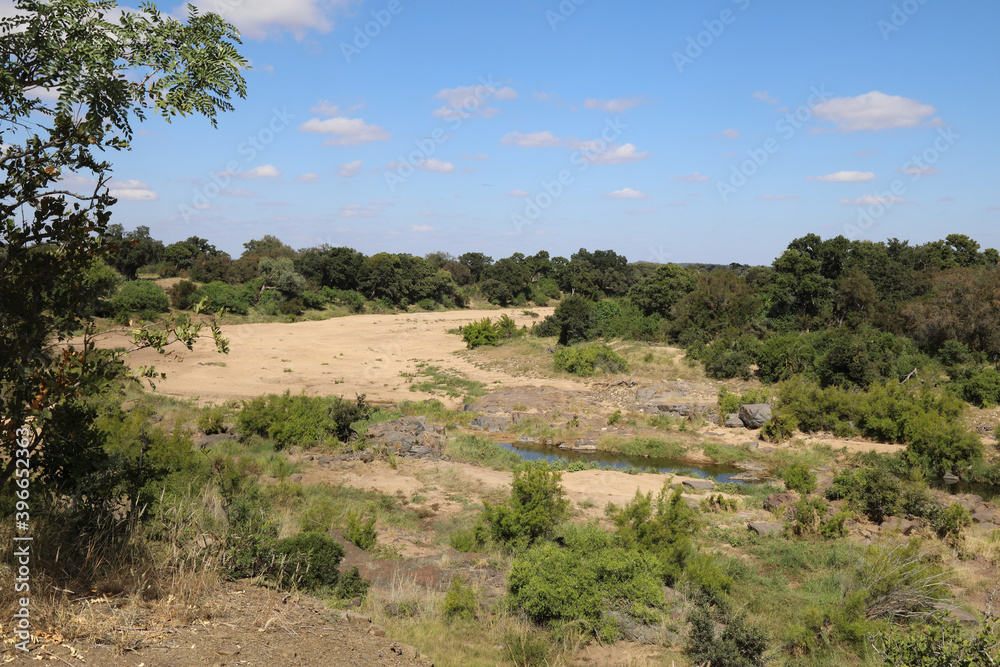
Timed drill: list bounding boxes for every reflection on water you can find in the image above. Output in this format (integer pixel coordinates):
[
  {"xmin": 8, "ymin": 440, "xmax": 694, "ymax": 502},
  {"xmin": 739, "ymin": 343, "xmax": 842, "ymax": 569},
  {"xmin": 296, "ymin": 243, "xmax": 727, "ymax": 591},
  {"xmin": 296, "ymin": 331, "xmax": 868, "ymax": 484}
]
[
  {"xmin": 498, "ymin": 441, "xmax": 750, "ymax": 484},
  {"xmin": 931, "ymin": 479, "xmax": 1000, "ymax": 503}
]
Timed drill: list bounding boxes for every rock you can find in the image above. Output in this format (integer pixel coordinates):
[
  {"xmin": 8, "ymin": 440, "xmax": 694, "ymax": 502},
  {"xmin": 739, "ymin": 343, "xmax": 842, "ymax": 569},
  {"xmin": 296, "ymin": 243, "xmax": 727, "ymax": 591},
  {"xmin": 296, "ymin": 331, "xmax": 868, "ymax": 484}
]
[
  {"xmin": 289, "ymin": 474, "xmax": 305, "ymax": 483},
  {"xmin": 764, "ymin": 492, "xmax": 799, "ymax": 513},
  {"xmin": 368, "ymin": 624, "xmax": 386, "ymax": 637},
  {"xmin": 747, "ymin": 522, "xmax": 783, "ymax": 536},
  {"xmin": 943, "ymin": 472, "xmax": 960, "ymax": 484},
  {"xmin": 518, "ymin": 435, "xmax": 536, "ymax": 443},
  {"xmin": 341, "ymin": 611, "xmax": 371, "ymax": 624},
  {"xmin": 724, "ymin": 413, "xmax": 744, "ymax": 428},
  {"xmin": 604, "ymin": 611, "xmax": 659, "ymax": 644},
  {"xmin": 742, "ymin": 441, "xmax": 760, "ymax": 450},
  {"xmin": 469, "ymin": 415, "xmax": 511, "ymax": 432},
  {"xmin": 729, "ymin": 472, "xmax": 764, "ymax": 482},
  {"xmin": 880, "ymin": 517, "xmax": 918, "ymax": 535},
  {"xmin": 682, "ymin": 479, "xmax": 714, "ymax": 491},
  {"xmin": 574, "ymin": 444, "xmax": 598, "ymax": 452},
  {"xmin": 972, "ymin": 510, "xmax": 996, "ymax": 524},
  {"xmin": 366, "ymin": 416, "xmax": 447, "ymax": 460},
  {"xmin": 739, "ymin": 404, "xmax": 772, "ymax": 429}
]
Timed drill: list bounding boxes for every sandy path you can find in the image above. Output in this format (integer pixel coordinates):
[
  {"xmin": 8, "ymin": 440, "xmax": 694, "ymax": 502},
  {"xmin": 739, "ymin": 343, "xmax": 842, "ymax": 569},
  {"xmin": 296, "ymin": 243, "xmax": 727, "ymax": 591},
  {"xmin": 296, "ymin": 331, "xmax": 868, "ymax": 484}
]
[{"xmin": 98, "ymin": 308, "xmax": 582, "ymax": 406}]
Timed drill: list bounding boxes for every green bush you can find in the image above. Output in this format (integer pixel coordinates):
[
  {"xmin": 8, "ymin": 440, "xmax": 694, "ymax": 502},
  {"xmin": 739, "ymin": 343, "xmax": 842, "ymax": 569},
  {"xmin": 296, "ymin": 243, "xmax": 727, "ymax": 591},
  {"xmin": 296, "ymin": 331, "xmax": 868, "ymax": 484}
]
[
  {"xmin": 760, "ymin": 411, "xmax": 798, "ymax": 443},
  {"xmin": 954, "ymin": 367, "xmax": 1000, "ymax": 408},
  {"xmin": 110, "ymin": 280, "xmax": 170, "ymax": 321},
  {"xmin": 851, "ymin": 539, "xmax": 951, "ymax": 621},
  {"xmin": 531, "ymin": 316, "xmax": 560, "ymax": 338},
  {"xmin": 222, "ymin": 486, "xmax": 278, "ymax": 580},
  {"xmin": 333, "ymin": 565, "xmax": 370, "ymax": 600},
  {"xmin": 873, "ymin": 616, "xmax": 1000, "ymax": 666},
  {"xmin": 193, "ymin": 280, "xmax": 251, "ymax": 315},
  {"xmin": 417, "ymin": 297, "xmax": 437, "ymax": 311},
  {"xmin": 197, "ymin": 407, "xmax": 226, "ymax": 435},
  {"xmin": 686, "ymin": 602, "xmax": 768, "ymax": 667},
  {"xmin": 697, "ymin": 333, "xmax": 761, "ymax": 380},
  {"xmin": 507, "ymin": 525, "xmax": 664, "ymax": 636},
  {"xmin": 826, "ymin": 465, "xmax": 901, "ymax": 524},
  {"xmin": 780, "ymin": 462, "xmax": 817, "ymax": 495},
  {"xmin": 717, "ymin": 387, "xmax": 772, "ymax": 417},
  {"xmin": 236, "ymin": 391, "xmax": 372, "ymax": 449},
  {"xmin": 480, "ymin": 464, "xmax": 570, "ymax": 548},
  {"xmin": 496, "ymin": 314, "xmax": 521, "ymax": 340},
  {"xmin": 301, "ymin": 290, "xmax": 328, "ymax": 310},
  {"xmin": 461, "ymin": 317, "xmax": 500, "ymax": 349},
  {"xmin": 552, "ymin": 294, "xmax": 594, "ymax": 345},
  {"xmin": 932, "ymin": 502, "xmax": 972, "ymax": 539},
  {"xmin": 344, "ymin": 512, "xmax": 377, "ymax": 551},
  {"xmin": 167, "ymin": 279, "xmax": 198, "ymax": 310},
  {"xmin": 442, "ymin": 575, "xmax": 478, "ymax": 622},
  {"xmin": 554, "ymin": 344, "xmax": 629, "ymax": 377},
  {"xmin": 606, "ymin": 484, "xmax": 699, "ymax": 586},
  {"xmin": 271, "ymin": 531, "xmax": 345, "ymax": 591}
]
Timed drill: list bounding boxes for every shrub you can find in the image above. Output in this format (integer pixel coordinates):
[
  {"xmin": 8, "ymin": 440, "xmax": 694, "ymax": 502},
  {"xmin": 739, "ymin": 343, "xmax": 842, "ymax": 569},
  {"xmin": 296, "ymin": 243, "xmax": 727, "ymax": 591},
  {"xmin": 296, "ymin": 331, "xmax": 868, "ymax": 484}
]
[
  {"xmin": 788, "ymin": 497, "xmax": 831, "ymax": 537},
  {"xmin": 552, "ymin": 294, "xmax": 595, "ymax": 345},
  {"xmin": 222, "ymin": 486, "xmax": 278, "ymax": 580},
  {"xmin": 496, "ymin": 314, "xmax": 521, "ymax": 339},
  {"xmin": 954, "ymin": 367, "xmax": 1000, "ymax": 408},
  {"xmin": 110, "ymin": 280, "xmax": 170, "ymax": 321},
  {"xmin": 333, "ymin": 566, "xmax": 370, "ymax": 600},
  {"xmin": 167, "ymin": 279, "xmax": 199, "ymax": 310},
  {"xmin": 760, "ymin": 411, "xmax": 797, "ymax": 443},
  {"xmin": 686, "ymin": 603, "xmax": 768, "ymax": 667},
  {"xmin": 344, "ymin": 512, "xmax": 377, "ymax": 551},
  {"xmin": 932, "ymin": 502, "xmax": 971, "ymax": 539},
  {"xmin": 554, "ymin": 344, "xmax": 629, "ymax": 377},
  {"xmin": 872, "ymin": 616, "xmax": 1000, "ymax": 666},
  {"xmin": 717, "ymin": 387, "xmax": 772, "ymax": 417},
  {"xmin": 698, "ymin": 333, "xmax": 761, "ymax": 380},
  {"xmin": 462, "ymin": 318, "xmax": 500, "ymax": 349},
  {"xmin": 278, "ymin": 296, "xmax": 304, "ymax": 316},
  {"xmin": 826, "ymin": 465, "xmax": 901, "ymax": 524},
  {"xmin": 235, "ymin": 392, "xmax": 372, "ymax": 449},
  {"xmin": 417, "ymin": 297, "xmax": 437, "ymax": 311},
  {"xmin": 606, "ymin": 484, "xmax": 699, "ymax": 586},
  {"xmin": 271, "ymin": 531, "xmax": 345, "ymax": 591},
  {"xmin": 480, "ymin": 464, "xmax": 570, "ymax": 548},
  {"xmin": 780, "ymin": 462, "xmax": 817, "ymax": 495},
  {"xmin": 301, "ymin": 290, "xmax": 328, "ymax": 310},
  {"xmin": 338, "ymin": 289, "xmax": 366, "ymax": 312},
  {"xmin": 531, "ymin": 316, "xmax": 560, "ymax": 338},
  {"xmin": 442, "ymin": 575, "xmax": 478, "ymax": 622},
  {"xmin": 197, "ymin": 407, "xmax": 226, "ymax": 435},
  {"xmin": 194, "ymin": 280, "xmax": 251, "ymax": 315},
  {"xmin": 851, "ymin": 540, "xmax": 952, "ymax": 621}
]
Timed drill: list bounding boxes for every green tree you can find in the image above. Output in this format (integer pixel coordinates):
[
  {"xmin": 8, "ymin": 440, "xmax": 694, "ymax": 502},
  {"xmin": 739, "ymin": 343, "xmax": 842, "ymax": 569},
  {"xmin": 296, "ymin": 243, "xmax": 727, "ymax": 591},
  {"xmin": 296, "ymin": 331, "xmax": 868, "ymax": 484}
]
[
  {"xmin": 105, "ymin": 224, "xmax": 164, "ymax": 279},
  {"xmin": 629, "ymin": 263, "xmax": 697, "ymax": 316},
  {"xmin": 0, "ymin": 0, "xmax": 246, "ymax": 491}
]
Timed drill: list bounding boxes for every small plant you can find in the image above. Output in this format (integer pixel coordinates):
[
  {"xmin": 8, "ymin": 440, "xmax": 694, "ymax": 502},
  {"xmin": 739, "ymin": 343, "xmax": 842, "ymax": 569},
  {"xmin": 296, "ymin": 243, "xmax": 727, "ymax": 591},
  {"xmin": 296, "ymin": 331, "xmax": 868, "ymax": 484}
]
[
  {"xmin": 554, "ymin": 344, "xmax": 629, "ymax": 377},
  {"xmin": 271, "ymin": 531, "xmax": 345, "ymax": 592},
  {"xmin": 761, "ymin": 411, "xmax": 797, "ymax": 443},
  {"xmin": 700, "ymin": 494, "xmax": 738, "ymax": 513},
  {"xmin": 780, "ymin": 462, "xmax": 817, "ymax": 495},
  {"xmin": 333, "ymin": 566, "xmax": 370, "ymax": 600},
  {"xmin": 344, "ymin": 512, "xmax": 378, "ymax": 551},
  {"xmin": 607, "ymin": 410, "xmax": 622, "ymax": 426},
  {"xmin": 197, "ymin": 407, "xmax": 226, "ymax": 435},
  {"xmin": 442, "ymin": 575, "xmax": 478, "ymax": 622},
  {"xmin": 461, "ymin": 318, "xmax": 500, "ymax": 349}
]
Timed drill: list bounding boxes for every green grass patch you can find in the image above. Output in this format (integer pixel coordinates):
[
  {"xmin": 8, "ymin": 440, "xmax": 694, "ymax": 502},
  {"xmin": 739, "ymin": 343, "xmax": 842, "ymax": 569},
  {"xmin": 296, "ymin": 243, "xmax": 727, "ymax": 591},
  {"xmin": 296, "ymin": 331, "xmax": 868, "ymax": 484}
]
[
  {"xmin": 597, "ymin": 435, "xmax": 687, "ymax": 459},
  {"xmin": 407, "ymin": 364, "xmax": 487, "ymax": 402},
  {"xmin": 445, "ymin": 435, "xmax": 523, "ymax": 470}
]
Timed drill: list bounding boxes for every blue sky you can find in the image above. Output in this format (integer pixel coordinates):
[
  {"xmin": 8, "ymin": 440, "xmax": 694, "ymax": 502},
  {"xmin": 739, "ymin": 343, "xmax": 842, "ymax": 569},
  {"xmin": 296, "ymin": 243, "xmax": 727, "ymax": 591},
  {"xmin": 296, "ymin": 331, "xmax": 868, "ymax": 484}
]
[{"xmin": 104, "ymin": 0, "xmax": 999, "ymax": 264}]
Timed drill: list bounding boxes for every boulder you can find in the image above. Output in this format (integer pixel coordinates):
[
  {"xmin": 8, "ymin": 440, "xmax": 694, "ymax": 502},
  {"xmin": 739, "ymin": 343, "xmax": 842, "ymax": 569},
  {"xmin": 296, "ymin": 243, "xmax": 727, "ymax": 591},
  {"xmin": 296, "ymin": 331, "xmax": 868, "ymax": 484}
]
[
  {"xmin": 764, "ymin": 492, "xmax": 799, "ymax": 513},
  {"xmin": 747, "ymin": 522, "xmax": 783, "ymax": 536},
  {"xmin": 724, "ymin": 413, "xmax": 744, "ymax": 428},
  {"xmin": 469, "ymin": 415, "xmax": 511, "ymax": 432},
  {"xmin": 739, "ymin": 404, "xmax": 772, "ymax": 429},
  {"xmin": 366, "ymin": 416, "xmax": 447, "ymax": 459},
  {"xmin": 682, "ymin": 479, "xmax": 714, "ymax": 491},
  {"xmin": 943, "ymin": 472, "xmax": 960, "ymax": 484},
  {"xmin": 972, "ymin": 510, "xmax": 997, "ymax": 525}
]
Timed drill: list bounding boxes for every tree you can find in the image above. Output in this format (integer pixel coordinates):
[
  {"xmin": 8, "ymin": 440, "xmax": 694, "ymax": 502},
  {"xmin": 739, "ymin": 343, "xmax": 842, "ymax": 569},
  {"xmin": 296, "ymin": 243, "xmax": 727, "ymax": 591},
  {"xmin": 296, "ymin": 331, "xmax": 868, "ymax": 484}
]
[
  {"xmin": 0, "ymin": 0, "xmax": 247, "ymax": 492},
  {"xmin": 629, "ymin": 263, "xmax": 697, "ymax": 316},
  {"xmin": 459, "ymin": 252, "xmax": 492, "ymax": 283},
  {"xmin": 105, "ymin": 224, "xmax": 164, "ymax": 279}
]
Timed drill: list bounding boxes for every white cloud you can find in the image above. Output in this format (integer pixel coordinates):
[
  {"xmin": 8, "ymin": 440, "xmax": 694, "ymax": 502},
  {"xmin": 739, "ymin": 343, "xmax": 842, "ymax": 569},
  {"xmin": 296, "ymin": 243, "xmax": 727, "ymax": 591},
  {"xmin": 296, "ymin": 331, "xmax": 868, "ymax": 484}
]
[
  {"xmin": 299, "ymin": 116, "xmax": 390, "ymax": 146},
  {"xmin": 432, "ymin": 83, "xmax": 516, "ymax": 119},
  {"xmin": 220, "ymin": 188, "xmax": 257, "ymax": 197},
  {"xmin": 411, "ymin": 225, "xmax": 434, "ymax": 232},
  {"xmin": 672, "ymin": 172, "xmax": 710, "ymax": 183},
  {"xmin": 180, "ymin": 0, "xmax": 352, "ymax": 40},
  {"xmin": 109, "ymin": 179, "xmax": 158, "ymax": 202},
  {"xmin": 720, "ymin": 128, "xmax": 740, "ymax": 139},
  {"xmin": 310, "ymin": 100, "xmax": 341, "ymax": 116},
  {"xmin": 755, "ymin": 194, "xmax": 799, "ymax": 201},
  {"xmin": 839, "ymin": 195, "xmax": 914, "ymax": 206},
  {"xmin": 296, "ymin": 173, "xmax": 320, "ymax": 183},
  {"xmin": 896, "ymin": 165, "xmax": 941, "ymax": 176},
  {"xmin": 605, "ymin": 187, "xmax": 650, "ymax": 200},
  {"xmin": 418, "ymin": 159, "xmax": 454, "ymax": 173},
  {"xmin": 337, "ymin": 204, "xmax": 380, "ymax": 218},
  {"xmin": 237, "ymin": 164, "xmax": 282, "ymax": 179},
  {"xmin": 338, "ymin": 160, "xmax": 363, "ymax": 177},
  {"xmin": 807, "ymin": 171, "xmax": 876, "ymax": 183},
  {"xmin": 584, "ymin": 143, "xmax": 649, "ymax": 165},
  {"xmin": 386, "ymin": 158, "xmax": 455, "ymax": 173},
  {"xmin": 752, "ymin": 90, "xmax": 779, "ymax": 105},
  {"xmin": 584, "ymin": 97, "xmax": 642, "ymax": 113},
  {"xmin": 813, "ymin": 91, "xmax": 936, "ymax": 131},
  {"xmin": 501, "ymin": 130, "xmax": 563, "ymax": 148},
  {"xmin": 507, "ymin": 189, "xmax": 530, "ymax": 197}
]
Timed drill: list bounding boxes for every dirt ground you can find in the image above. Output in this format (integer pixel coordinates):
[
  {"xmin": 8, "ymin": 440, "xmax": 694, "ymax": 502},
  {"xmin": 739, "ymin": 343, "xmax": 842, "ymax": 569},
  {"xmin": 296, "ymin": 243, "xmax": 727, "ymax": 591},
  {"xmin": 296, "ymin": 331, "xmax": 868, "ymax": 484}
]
[{"xmin": 95, "ymin": 307, "xmax": 578, "ymax": 407}]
